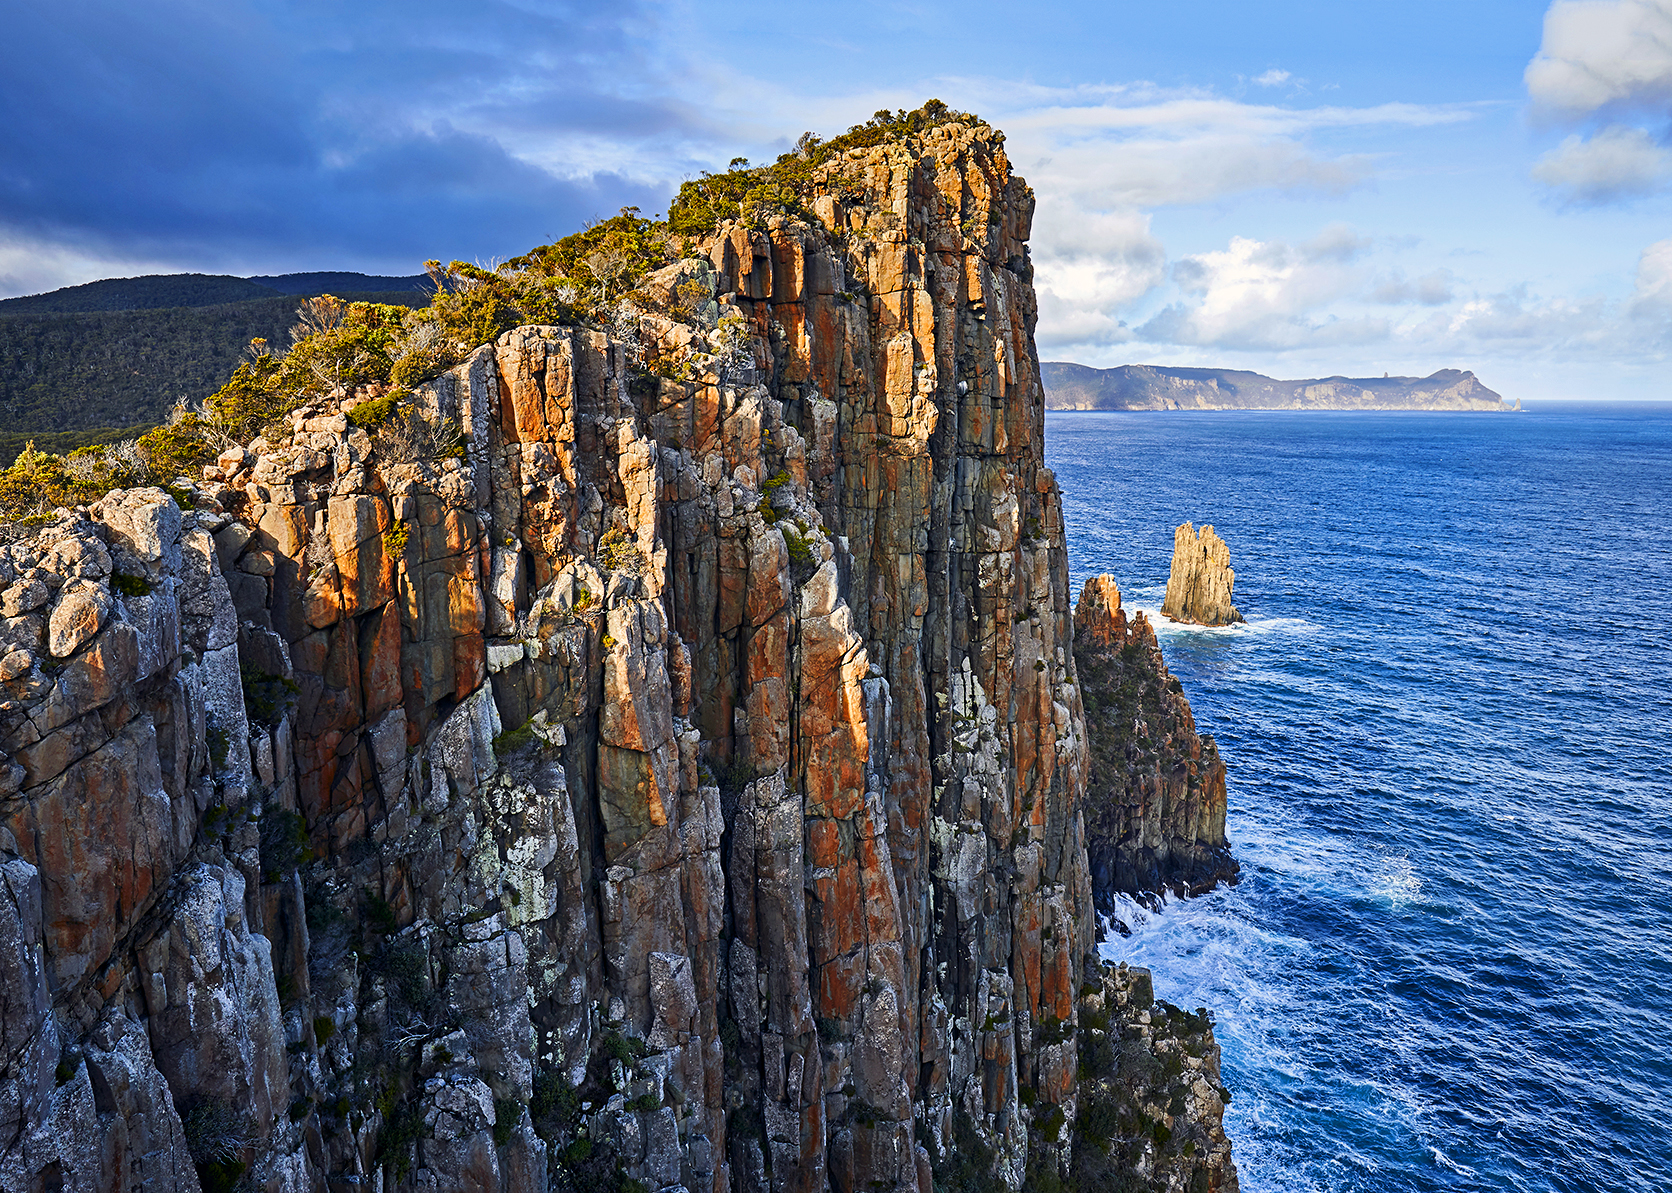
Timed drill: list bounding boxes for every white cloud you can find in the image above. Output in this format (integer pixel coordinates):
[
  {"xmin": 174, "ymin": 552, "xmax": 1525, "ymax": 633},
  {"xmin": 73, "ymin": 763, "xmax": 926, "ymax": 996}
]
[
  {"xmin": 1371, "ymin": 269, "xmax": 1455, "ymax": 305},
  {"xmin": 1131, "ymin": 227, "xmax": 1389, "ymax": 350},
  {"xmin": 0, "ymin": 233, "xmax": 187, "ymax": 299},
  {"xmin": 971, "ymin": 87, "xmax": 1474, "ymax": 343},
  {"xmin": 1032, "ymin": 207, "xmax": 1166, "ymax": 346},
  {"xmin": 1252, "ymin": 69, "xmax": 1292, "ymax": 87},
  {"xmin": 1422, "ymin": 287, "xmax": 1614, "ymax": 350},
  {"xmin": 1525, "ymin": 0, "xmax": 1672, "ymax": 115},
  {"xmin": 1532, "ymin": 124, "xmax": 1672, "ymax": 201},
  {"xmin": 1629, "ymin": 238, "xmax": 1672, "ymax": 334}
]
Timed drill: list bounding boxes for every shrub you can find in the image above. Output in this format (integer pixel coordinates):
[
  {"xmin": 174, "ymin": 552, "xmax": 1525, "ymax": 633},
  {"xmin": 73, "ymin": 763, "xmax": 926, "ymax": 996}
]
[
  {"xmin": 389, "ymin": 315, "xmax": 457, "ymax": 388},
  {"xmin": 493, "ymin": 1098, "xmax": 524, "ymax": 1146},
  {"xmin": 931, "ymin": 1111, "xmax": 1009, "ymax": 1193},
  {"xmin": 241, "ymin": 664, "xmax": 299, "ymax": 728},
  {"xmin": 492, "ymin": 719, "xmax": 536, "ymax": 756},
  {"xmin": 502, "ymin": 207, "xmax": 672, "ymax": 316},
  {"xmin": 259, "ymin": 809, "xmax": 310, "ymax": 882},
  {"xmin": 111, "ymin": 572, "xmax": 153, "ymax": 596},
  {"xmin": 375, "ymin": 1101, "xmax": 422, "ymax": 1182},
  {"xmin": 596, "ymin": 527, "xmax": 640, "ymax": 573},
  {"xmin": 371, "ymin": 405, "xmax": 464, "ymax": 464},
  {"xmin": 363, "ymin": 889, "xmax": 398, "ymax": 934},
  {"xmin": 667, "ymin": 100, "xmax": 978, "ymax": 237},
  {"xmin": 377, "ymin": 941, "xmax": 429, "ymax": 1008},
  {"xmin": 781, "ymin": 524, "xmax": 815, "ymax": 568},
  {"xmin": 206, "ymin": 723, "xmax": 230, "ymax": 773},
  {"xmin": 382, "ymin": 520, "xmax": 409, "ymax": 556},
  {"xmin": 531, "ymin": 1068, "xmax": 581, "ymax": 1143},
  {"xmin": 182, "ymin": 1098, "xmax": 252, "ymax": 1188},
  {"xmin": 0, "ymin": 442, "xmax": 105, "ymax": 521},
  {"xmin": 347, "ymin": 392, "xmax": 402, "ymax": 429}
]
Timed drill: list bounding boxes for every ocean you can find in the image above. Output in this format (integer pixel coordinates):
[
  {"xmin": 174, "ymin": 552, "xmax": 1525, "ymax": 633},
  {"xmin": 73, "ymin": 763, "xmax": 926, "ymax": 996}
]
[{"xmin": 1047, "ymin": 405, "xmax": 1672, "ymax": 1193}]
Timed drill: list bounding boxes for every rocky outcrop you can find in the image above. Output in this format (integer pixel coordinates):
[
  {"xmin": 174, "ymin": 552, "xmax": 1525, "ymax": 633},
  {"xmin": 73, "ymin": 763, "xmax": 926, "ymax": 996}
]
[
  {"xmin": 1042, "ymin": 362, "xmax": 1508, "ymax": 411},
  {"xmin": 1072, "ymin": 964, "xmax": 1238, "ymax": 1193},
  {"xmin": 1161, "ymin": 524, "xmax": 1241, "ymax": 627},
  {"xmin": 0, "ymin": 114, "xmax": 1235, "ymax": 1193},
  {"xmin": 1075, "ymin": 577, "xmax": 1237, "ymax": 907}
]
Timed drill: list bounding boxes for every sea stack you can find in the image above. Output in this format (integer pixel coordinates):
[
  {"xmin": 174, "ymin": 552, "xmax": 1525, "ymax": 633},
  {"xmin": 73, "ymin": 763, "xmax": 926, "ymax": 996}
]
[
  {"xmin": 1074, "ymin": 576, "xmax": 1239, "ymax": 906},
  {"xmin": 1162, "ymin": 522, "xmax": 1243, "ymax": 625}
]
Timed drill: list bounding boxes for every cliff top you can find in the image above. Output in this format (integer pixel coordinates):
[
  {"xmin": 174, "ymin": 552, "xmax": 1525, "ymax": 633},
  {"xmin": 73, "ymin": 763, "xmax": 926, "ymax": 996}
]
[{"xmin": 0, "ymin": 99, "xmax": 1018, "ymax": 534}]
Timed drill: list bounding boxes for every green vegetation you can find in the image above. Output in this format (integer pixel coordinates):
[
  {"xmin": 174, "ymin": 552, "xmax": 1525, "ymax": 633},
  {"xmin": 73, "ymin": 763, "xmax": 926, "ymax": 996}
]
[
  {"xmin": 0, "ymin": 426, "xmax": 158, "ymax": 469},
  {"xmin": 493, "ymin": 1097, "xmax": 524, "ymax": 1146},
  {"xmin": 181, "ymin": 1098, "xmax": 252, "ymax": 1193},
  {"xmin": 781, "ymin": 523, "xmax": 815, "ymax": 568},
  {"xmin": 0, "ymin": 102, "xmax": 980, "ymax": 529},
  {"xmin": 492, "ymin": 718, "xmax": 537, "ymax": 756},
  {"xmin": 0, "ymin": 274, "xmax": 285, "ymax": 315},
  {"xmin": 529, "ymin": 1046, "xmax": 656, "ymax": 1193},
  {"xmin": 241, "ymin": 664, "xmax": 300, "ymax": 728},
  {"xmin": 931, "ymin": 1111, "xmax": 1009, "ymax": 1193},
  {"xmin": 206, "ymin": 723, "xmax": 231, "ymax": 773},
  {"xmin": 0, "ymin": 271, "xmax": 428, "ymax": 316},
  {"xmin": 596, "ymin": 526, "xmax": 641, "ymax": 573},
  {"xmin": 0, "ymin": 290, "xmax": 429, "ymax": 435},
  {"xmin": 346, "ymin": 391, "xmax": 402, "ymax": 429},
  {"xmin": 259, "ymin": 809, "xmax": 311, "ymax": 882},
  {"xmin": 110, "ymin": 571, "xmax": 153, "ymax": 597},
  {"xmin": 362, "ymin": 889, "xmax": 399, "ymax": 935},
  {"xmin": 667, "ymin": 99, "xmax": 979, "ymax": 236}
]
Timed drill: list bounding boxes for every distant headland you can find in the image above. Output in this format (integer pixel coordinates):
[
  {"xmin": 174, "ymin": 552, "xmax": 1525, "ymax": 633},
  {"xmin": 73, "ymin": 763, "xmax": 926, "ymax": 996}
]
[{"xmin": 1043, "ymin": 361, "xmax": 1513, "ymax": 411}]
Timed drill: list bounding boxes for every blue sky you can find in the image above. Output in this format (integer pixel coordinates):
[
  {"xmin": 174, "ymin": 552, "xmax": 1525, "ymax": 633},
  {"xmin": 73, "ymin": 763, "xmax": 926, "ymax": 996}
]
[{"xmin": 4, "ymin": 0, "xmax": 1670, "ymax": 399}]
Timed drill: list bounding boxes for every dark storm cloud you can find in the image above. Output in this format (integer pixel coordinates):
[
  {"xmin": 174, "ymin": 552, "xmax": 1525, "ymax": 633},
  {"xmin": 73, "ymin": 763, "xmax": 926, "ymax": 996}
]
[{"xmin": 0, "ymin": 0, "xmax": 687, "ymax": 272}]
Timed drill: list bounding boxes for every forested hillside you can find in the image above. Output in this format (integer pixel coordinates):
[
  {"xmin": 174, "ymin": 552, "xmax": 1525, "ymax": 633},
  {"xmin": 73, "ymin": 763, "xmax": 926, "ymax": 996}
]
[
  {"xmin": 0, "ymin": 290, "xmax": 429, "ymax": 451},
  {"xmin": 0, "ymin": 270, "xmax": 429, "ymax": 314}
]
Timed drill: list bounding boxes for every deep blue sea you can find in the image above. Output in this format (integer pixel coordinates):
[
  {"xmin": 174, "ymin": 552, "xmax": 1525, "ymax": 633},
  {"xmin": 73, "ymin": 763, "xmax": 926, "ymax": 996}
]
[{"xmin": 1048, "ymin": 405, "xmax": 1672, "ymax": 1193}]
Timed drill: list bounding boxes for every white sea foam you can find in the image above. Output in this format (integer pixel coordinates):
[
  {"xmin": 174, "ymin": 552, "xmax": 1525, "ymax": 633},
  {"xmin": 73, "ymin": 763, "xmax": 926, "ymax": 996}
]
[
  {"xmin": 1123, "ymin": 599, "xmax": 1319, "ymax": 641},
  {"xmin": 1370, "ymin": 852, "xmax": 1423, "ymax": 907},
  {"xmin": 1429, "ymin": 1146, "xmax": 1477, "ymax": 1177}
]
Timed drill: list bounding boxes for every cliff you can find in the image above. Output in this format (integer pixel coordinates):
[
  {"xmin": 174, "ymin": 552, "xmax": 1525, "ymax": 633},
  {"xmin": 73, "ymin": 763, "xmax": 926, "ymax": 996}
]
[
  {"xmin": 0, "ymin": 110, "xmax": 1235, "ymax": 1193},
  {"xmin": 1161, "ymin": 525, "xmax": 1242, "ymax": 628},
  {"xmin": 1073, "ymin": 577, "xmax": 1238, "ymax": 909},
  {"xmin": 1042, "ymin": 362, "xmax": 1509, "ymax": 411}
]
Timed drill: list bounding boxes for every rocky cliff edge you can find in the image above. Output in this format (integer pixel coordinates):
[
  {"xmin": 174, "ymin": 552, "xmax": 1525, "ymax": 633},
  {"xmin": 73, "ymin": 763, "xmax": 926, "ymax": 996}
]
[{"xmin": 0, "ymin": 112, "xmax": 1235, "ymax": 1193}]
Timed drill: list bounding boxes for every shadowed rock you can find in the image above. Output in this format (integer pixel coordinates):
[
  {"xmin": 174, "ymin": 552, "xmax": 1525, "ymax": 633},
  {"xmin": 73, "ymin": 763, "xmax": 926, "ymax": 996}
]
[{"xmin": 1074, "ymin": 575, "xmax": 1239, "ymax": 908}]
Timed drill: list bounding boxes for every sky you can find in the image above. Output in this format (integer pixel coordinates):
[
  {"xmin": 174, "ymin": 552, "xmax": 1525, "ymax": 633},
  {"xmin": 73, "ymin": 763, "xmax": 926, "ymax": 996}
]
[{"xmin": 3, "ymin": 0, "xmax": 1670, "ymax": 400}]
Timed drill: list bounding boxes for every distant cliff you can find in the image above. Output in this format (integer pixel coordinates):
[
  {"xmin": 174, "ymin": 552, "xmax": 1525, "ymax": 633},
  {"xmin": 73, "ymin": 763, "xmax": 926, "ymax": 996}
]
[{"xmin": 1043, "ymin": 362, "xmax": 1509, "ymax": 411}]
